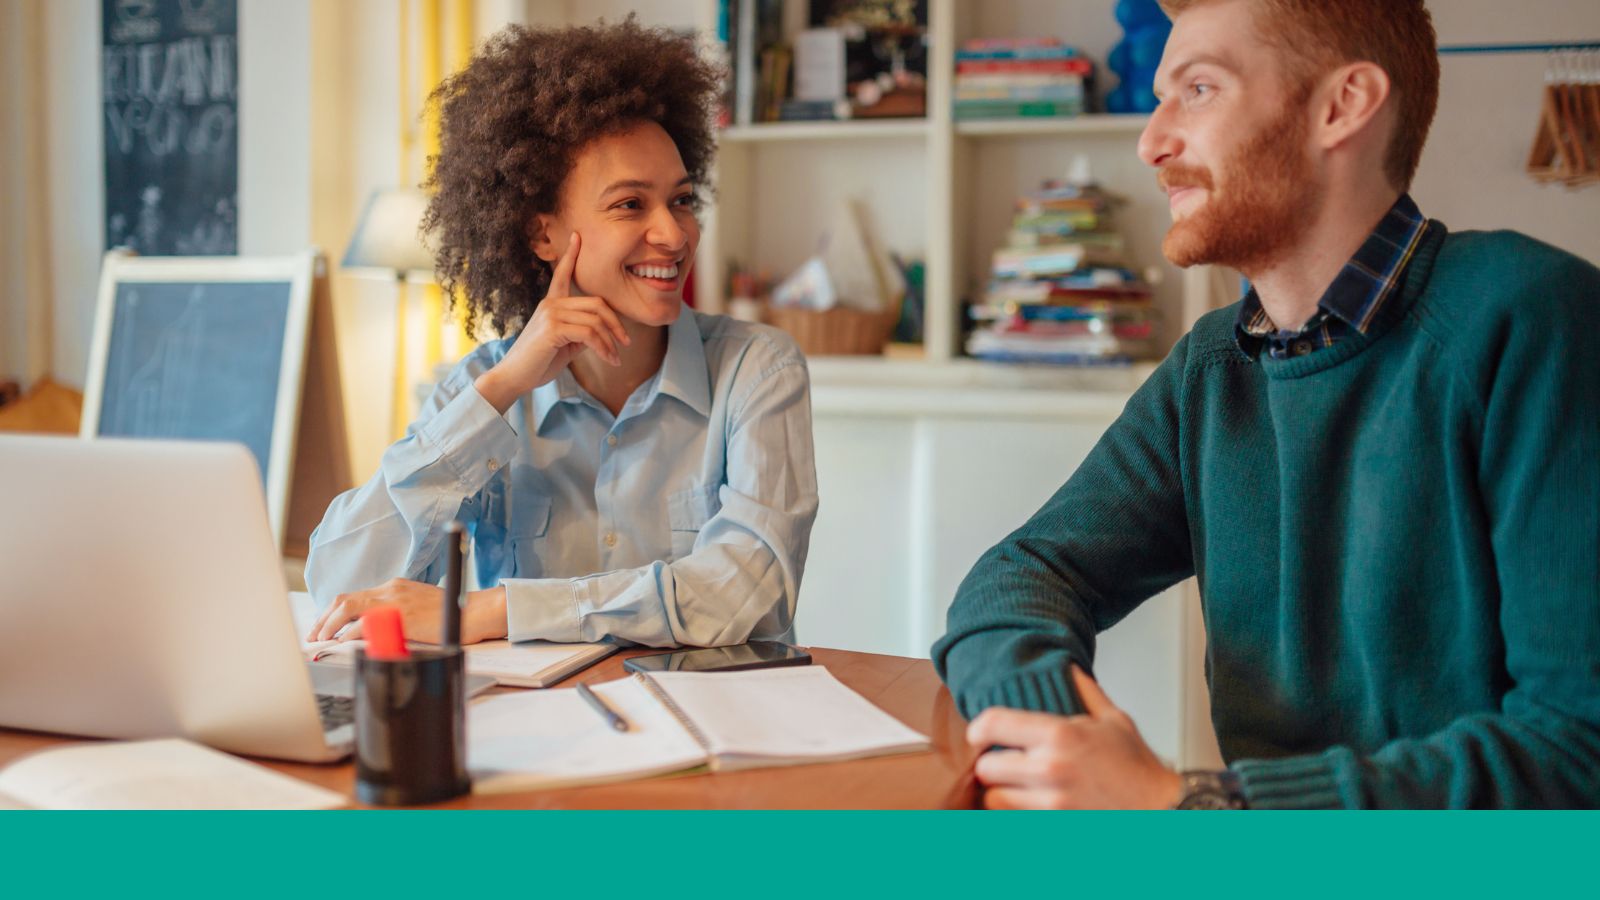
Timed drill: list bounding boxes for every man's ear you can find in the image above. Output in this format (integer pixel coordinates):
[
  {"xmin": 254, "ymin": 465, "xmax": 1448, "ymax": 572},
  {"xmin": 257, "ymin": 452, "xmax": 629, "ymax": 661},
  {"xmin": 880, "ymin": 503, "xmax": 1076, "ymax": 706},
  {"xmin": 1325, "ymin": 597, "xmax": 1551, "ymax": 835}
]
[
  {"xmin": 528, "ymin": 214, "xmax": 561, "ymax": 265},
  {"xmin": 1315, "ymin": 61, "xmax": 1392, "ymax": 152}
]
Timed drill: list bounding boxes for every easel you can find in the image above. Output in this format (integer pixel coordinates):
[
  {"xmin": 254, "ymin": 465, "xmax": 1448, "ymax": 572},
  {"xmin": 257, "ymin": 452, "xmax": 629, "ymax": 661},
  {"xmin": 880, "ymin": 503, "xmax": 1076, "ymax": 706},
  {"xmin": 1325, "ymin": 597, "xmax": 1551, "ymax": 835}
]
[
  {"xmin": 81, "ymin": 250, "xmax": 352, "ymax": 561},
  {"xmin": 284, "ymin": 262, "xmax": 353, "ymax": 560}
]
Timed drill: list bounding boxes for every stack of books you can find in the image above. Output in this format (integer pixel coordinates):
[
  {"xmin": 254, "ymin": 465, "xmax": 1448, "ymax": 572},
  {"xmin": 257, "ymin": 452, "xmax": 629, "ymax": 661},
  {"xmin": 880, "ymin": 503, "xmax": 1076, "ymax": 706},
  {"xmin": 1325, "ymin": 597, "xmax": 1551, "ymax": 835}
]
[
  {"xmin": 953, "ymin": 37, "xmax": 1093, "ymax": 120},
  {"xmin": 967, "ymin": 180, "xmax": 1156, "ymax": 366}
]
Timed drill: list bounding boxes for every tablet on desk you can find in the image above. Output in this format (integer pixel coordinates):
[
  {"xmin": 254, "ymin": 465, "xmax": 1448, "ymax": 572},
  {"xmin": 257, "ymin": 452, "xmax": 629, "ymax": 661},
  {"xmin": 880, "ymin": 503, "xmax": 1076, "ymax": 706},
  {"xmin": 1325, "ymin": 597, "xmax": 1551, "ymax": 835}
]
[{"xmin": 623, "ymin": 642, "xmax": 812, "ymax": 674}]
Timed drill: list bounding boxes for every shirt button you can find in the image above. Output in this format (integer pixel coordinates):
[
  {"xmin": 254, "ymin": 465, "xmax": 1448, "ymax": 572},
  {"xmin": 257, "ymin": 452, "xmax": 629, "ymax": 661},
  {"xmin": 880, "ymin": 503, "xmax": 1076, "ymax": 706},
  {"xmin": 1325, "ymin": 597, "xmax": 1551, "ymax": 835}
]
[
  {"xmin": 1292, "ymin": 340, "xmax": 1313, "ymax": 357},
  {"xmin": 486, "ymin": 457, "xmax": 500, "ymax": 472},
  {"xmin": 606, "ymin": 434, "xmax": 618, "ymax": 448},
  {"xmin": 604, "ymin": 531, "xmax": 618, "ymax": 548}
]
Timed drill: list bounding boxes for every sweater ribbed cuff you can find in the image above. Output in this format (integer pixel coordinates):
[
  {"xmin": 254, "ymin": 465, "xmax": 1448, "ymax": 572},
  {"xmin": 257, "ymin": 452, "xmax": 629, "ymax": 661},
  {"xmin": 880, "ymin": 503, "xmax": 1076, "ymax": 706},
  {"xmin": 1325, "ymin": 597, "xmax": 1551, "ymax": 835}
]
[
  {"xmin": 1232, "ymin": 754, "xmax": 1349, "ymax": 809},
  {"xmin": 954, "ymin": 666, "xmax": 1084, "ymax": 720}
]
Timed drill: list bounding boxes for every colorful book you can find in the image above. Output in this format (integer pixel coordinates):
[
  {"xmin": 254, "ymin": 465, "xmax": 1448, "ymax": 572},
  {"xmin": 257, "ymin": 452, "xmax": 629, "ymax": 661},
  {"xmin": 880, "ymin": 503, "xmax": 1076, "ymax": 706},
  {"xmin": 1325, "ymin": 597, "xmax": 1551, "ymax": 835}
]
[
  {"xmin": 954, "ymin": 100, "xmax": 1085, "ymax": 119},
  {"xmin": 959, "ymin": 37, "xmax": 1065, "ymax": 52},
  {"xmin": 956, "ymin": 45, "xmax": 1080, "ymax": 61},
  {"xmin": 956, "ymin": 58, "xmax": 1095, "ymax": 76},
  {"xmin": 954, "ymin": 83, "xmax": 1085, "ymax": 103}
]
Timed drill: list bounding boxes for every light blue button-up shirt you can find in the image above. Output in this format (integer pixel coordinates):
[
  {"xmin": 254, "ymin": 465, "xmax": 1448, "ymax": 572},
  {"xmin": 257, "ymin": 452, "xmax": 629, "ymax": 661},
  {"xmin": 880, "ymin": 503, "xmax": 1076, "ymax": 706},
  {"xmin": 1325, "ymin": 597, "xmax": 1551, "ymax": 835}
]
[{"xmin": 305, "ymin": 306, "xmax": 819, "ymax": 648}]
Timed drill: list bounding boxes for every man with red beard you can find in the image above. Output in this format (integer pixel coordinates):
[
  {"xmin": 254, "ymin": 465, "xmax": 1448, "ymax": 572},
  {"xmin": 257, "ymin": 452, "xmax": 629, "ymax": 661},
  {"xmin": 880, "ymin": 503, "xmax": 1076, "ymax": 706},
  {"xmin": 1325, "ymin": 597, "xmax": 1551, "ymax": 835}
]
[{"xmin": 933, "ymin": 0, "xmax": 1600, "ymax": 809}]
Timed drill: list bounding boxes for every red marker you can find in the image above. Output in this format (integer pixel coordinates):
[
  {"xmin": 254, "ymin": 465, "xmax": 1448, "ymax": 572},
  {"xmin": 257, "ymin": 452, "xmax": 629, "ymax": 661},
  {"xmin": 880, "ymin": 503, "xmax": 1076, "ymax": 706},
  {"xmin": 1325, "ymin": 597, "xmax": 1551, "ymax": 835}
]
[{"xmin": 361, "ymin": 605, "xmax": 410, "ymax": 660}]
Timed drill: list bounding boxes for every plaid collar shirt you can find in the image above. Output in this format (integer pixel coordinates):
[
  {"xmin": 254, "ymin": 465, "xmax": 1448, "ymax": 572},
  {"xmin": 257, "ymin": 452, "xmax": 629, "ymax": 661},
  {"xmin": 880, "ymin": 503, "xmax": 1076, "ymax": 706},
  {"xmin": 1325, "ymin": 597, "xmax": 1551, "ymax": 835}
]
[{"xmin": 1235, "ymin": 193, "xmax": 1430, "ymax": 360}]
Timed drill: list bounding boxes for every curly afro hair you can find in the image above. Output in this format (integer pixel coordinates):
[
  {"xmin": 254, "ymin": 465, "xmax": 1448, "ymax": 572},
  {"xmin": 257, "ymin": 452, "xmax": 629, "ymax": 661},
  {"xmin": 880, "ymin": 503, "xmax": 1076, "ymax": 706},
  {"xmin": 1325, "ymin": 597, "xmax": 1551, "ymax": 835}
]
[{"xmin": 422, "ymin": 18, "xmax": 722, "ymax": 337}]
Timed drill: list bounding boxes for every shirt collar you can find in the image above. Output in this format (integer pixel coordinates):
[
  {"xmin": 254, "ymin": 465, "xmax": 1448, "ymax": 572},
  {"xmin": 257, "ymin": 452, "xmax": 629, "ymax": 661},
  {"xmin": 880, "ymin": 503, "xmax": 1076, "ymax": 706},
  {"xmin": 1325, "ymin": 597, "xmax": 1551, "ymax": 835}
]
[
  {"xmin": 1235, "ymin": 193, "xmax": 1428, "ymax": 350},
  {"xmin": 643, "ymin": 303, "xmax": 712, "ymax": 419},
  {"xmin": 528, "ymin": 303, "xmax": 710, "ymax": 433}
]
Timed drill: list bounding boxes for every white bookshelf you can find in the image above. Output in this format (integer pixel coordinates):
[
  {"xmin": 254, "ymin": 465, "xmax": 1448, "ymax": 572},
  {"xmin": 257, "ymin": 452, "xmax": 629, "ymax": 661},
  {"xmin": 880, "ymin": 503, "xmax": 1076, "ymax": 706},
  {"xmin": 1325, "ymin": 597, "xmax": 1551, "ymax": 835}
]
[
  {"xmin": 693, "ymin": 0, "xmax": 1224, "ymax": 366},
  {"xmin": 954, "ymin": 112, "xmax": 1152, "ymax": 137},
  {"xmin": 721, "ymin": 119, "xmax": 931, "ymax": 143}
]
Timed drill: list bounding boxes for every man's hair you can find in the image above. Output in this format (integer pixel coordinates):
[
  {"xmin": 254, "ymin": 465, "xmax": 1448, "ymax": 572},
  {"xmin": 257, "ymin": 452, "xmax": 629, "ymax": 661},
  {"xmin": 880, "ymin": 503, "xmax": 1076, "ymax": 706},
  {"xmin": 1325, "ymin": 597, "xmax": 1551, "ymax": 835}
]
[
  {"xmin": 1158, "ymin": 0, "xmax": 1439, "ymax": 191},
  {"xmin": 422, "ymin": 18, "xmax": 721, "ymax": 336}
]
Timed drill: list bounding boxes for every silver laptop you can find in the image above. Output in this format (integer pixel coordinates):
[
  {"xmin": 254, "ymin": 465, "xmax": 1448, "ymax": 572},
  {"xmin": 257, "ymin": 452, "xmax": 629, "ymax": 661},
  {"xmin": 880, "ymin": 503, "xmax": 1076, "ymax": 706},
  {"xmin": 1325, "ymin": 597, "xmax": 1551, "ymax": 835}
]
[{"xmin": 0, "ymin": 435, "xmax": 487, "ymax": 763}]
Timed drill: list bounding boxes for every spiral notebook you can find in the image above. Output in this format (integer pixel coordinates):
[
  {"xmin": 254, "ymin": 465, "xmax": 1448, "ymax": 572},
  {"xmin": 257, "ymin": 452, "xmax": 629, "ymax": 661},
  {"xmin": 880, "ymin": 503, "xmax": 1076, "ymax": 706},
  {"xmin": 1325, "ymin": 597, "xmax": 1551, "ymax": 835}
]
[
  {"xmin": 304, "ymin": 638, "xmax": 616, "ymax": 688},
  {"xmin": 467, "ymin": 666, "xmax": 931, "ymax": 793},
  {"xmin": 290, "ymin": 591, "xmax": 614, "ymax": 688}
]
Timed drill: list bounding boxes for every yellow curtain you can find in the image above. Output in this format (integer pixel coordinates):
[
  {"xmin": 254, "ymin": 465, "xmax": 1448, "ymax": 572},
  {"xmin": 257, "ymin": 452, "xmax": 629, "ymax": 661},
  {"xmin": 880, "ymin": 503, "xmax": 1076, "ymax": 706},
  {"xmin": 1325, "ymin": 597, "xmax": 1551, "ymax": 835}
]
[
  {"xmin": 393, "ymin": 0, "xmax": 477, "ymax": 439},
  {"xmin": 0, "ymin": 0, "xmax": 55, "ymax": 390}
]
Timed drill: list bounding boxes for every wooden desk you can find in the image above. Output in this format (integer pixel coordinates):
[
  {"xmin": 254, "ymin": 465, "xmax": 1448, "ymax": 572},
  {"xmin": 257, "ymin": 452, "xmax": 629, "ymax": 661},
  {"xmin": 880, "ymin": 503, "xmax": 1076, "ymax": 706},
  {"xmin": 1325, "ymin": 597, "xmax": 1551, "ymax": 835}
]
[{"xmin": 0, "ymin": 648, "xmax": 981, "ymax": 809}]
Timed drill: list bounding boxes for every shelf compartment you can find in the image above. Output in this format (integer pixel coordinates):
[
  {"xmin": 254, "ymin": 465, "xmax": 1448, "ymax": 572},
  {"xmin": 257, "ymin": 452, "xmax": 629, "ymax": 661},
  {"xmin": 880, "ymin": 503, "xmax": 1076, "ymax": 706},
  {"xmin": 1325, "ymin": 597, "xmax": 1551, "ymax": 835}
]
[
  {"xmin": 720, "ymin": 119, "xmax": 931, "ymax": 143},
  {"xmin": 954, "ymin": 113, "xmax": 1151, "ymax": 138}
]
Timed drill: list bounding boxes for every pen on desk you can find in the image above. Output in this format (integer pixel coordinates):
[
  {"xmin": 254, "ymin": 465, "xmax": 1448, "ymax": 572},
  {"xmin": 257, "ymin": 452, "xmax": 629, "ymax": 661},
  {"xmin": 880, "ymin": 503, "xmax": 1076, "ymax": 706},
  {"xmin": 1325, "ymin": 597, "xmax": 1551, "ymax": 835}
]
[
  {"xmin": 441, "ymin": 520, "xmax": 465, "ymax": 649},
  {"xmin": 575, "ymin": 683, "xmax": 630, "ymax": 732}
]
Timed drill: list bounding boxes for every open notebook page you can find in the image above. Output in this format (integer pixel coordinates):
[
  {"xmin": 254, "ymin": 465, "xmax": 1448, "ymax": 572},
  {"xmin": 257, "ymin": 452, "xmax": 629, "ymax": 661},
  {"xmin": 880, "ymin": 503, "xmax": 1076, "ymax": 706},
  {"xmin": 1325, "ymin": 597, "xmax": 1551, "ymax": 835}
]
[
  {"xmin": 0, "ymin": 739, "xmax": 346, "ymax": 810},
  {"xmin": 467, "ymin": 679, "xmax": 706, "ymax": 793},
  {"xmin": 650, "ymin": 667, "xmax": 931, "ymax": 767},
  {"xmin": 291, "ymin": 592, "xmax": 612, "ymax": 687},
  {"xmin": 307, "ymin": 638, "xmax": 612, "ymax": 687}
]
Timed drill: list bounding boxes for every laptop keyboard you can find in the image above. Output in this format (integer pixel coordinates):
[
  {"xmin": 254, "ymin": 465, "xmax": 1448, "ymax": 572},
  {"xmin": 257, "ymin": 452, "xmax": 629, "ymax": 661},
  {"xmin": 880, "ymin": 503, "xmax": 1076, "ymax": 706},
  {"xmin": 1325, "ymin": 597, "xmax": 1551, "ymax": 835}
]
[{"xmin": 316, "ymin": 694, "xmax": 355, "ymax": 732}]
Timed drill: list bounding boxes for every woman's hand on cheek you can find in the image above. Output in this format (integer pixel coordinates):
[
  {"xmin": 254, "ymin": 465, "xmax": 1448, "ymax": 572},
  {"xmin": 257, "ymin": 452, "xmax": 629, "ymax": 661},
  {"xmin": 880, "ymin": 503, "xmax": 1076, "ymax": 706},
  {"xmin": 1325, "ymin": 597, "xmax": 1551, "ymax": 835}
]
[{"xmin": 475, "ymin": 231, "xmax": 631, "ymax": 415}]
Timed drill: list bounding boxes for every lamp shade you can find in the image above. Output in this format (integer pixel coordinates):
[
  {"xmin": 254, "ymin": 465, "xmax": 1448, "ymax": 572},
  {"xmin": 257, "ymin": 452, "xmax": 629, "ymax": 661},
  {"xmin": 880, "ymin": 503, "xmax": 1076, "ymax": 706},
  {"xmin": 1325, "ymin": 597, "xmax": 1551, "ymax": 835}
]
[{"xmin": 342, "ymin": 188, "xmax": 438, "ymax": 277}]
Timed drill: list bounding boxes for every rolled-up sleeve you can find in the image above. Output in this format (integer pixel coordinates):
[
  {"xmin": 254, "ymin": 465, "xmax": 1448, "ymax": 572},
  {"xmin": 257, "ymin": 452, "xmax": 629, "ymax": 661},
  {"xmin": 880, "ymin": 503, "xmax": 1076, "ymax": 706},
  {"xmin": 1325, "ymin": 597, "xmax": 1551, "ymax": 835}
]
[
  {"xmin": 304, "ymin": 360, "xmax": 522, "ymax": 610},
  {"xmin": 503, "ymin": 358, "xmax": 819, "ymax": 647}
]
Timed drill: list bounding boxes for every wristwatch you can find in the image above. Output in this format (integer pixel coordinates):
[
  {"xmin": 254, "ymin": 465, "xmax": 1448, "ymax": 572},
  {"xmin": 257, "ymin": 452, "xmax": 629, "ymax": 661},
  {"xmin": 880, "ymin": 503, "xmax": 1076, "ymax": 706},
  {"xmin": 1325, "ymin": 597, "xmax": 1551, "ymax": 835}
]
[{"xmin": 1174, "ymin": 769, "xmax": 1248, "ymax": 809}]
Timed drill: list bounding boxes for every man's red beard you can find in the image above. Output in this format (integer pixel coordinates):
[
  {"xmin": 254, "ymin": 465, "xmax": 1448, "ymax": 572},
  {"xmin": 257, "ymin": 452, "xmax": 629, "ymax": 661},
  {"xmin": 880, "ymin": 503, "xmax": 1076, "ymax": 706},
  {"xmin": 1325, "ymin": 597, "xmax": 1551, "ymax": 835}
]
[{"xmin": 1159, "ymin": 101, "xmax": 1319, "ymax": 272}]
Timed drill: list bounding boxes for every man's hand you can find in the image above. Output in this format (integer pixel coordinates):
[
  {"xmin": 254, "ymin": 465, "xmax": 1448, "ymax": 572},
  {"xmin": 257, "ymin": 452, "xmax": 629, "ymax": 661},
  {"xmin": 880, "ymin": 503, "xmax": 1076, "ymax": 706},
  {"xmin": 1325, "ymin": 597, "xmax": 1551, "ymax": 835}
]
[
  {"xmin": 475, "ymin": 231, "xmax": 631, "ymax": 414},
  {"xmin": 307, "ymin": 578, "xmax": 509, "ymax": 646},
  {"xmin": 967, "ymin": 665, "xmax": 1183, "ymax": 809}
]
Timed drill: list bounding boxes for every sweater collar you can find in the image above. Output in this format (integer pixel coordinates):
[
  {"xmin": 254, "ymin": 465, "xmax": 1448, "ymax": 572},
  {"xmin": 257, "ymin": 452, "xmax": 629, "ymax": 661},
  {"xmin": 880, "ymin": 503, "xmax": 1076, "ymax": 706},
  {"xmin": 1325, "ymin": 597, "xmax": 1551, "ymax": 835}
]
[{"xmin": 1235, "ymin": 194, "xmax": 1430, "ymax": 358}]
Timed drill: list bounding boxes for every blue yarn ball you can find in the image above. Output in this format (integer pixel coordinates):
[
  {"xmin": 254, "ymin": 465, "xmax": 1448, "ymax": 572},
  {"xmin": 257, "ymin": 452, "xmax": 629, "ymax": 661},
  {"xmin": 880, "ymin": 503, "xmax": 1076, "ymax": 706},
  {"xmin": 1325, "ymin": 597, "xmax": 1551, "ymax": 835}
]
[
  {"xmin": 1108, "ymin": 40, "xmax": 1131, "ymax": 76},
  {"xmin": 1107, "ymin": 84, "xmax": 1134, "ymax": 113},
  {"xmin": 1115, "ymin": 0, "xmax": 1167, "ymax": 30},
  {"xmin": 1128, "ymin": 23, "xmax": 1171, "ymax": 69},
  {"xmin": 1131, "ymin": 81, "xmax": 1161, "ymax": 113}
]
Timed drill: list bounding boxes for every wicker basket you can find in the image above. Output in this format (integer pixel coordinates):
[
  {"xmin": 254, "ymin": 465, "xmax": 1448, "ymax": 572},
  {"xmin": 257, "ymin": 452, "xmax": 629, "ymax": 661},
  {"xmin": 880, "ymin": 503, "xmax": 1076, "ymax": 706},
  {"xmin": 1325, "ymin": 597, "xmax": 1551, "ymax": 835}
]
[{"xmin": 764, "ymin": 303, "xmax": 901, "ymax": 356}]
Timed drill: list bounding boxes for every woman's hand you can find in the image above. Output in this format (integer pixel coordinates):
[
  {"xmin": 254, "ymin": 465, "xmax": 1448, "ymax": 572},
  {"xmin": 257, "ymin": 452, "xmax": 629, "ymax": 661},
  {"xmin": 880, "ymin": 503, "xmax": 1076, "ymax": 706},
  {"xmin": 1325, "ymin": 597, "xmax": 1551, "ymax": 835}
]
[
  {"xmin": 474, "ymin": 232, "xmax": 631, "ymax": 415},
  {"xmin": 307, "ymin": 579, "xmax": 509, "ymax": 646}
]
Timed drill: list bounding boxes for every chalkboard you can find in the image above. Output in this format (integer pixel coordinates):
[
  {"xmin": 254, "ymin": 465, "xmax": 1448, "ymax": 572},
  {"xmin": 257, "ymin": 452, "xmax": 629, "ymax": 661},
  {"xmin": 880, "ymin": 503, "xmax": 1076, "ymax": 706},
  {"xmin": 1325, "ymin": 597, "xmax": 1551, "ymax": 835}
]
[
  {"xmin": 82, "ymin": 252, "xmax": 317, "ymax": 547},
  {"xmin": 102, "ymin": 0, "xmax": 239, "ymax": 256}
]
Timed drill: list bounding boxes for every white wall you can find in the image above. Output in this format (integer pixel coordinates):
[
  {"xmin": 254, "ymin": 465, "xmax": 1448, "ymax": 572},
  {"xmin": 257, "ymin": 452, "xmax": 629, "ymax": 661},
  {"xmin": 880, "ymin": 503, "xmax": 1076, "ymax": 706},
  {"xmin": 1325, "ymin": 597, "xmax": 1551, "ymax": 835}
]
[
  {"xmin": 238, "ymin": 0, "xmax": 312, "ymax": 256},
  {"xmin": 43, "ymin": 0, "xmax": 103, "ymax": 390},
  {"xmin": 1413, "ymin": 0, "xmax": 1600, "ymax": 264}
]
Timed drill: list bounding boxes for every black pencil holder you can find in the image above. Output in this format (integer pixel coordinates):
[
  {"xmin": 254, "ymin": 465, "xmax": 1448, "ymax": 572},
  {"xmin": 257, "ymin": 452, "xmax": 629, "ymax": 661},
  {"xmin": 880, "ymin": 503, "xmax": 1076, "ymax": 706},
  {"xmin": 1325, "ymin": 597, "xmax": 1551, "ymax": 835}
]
[{"xmin": 354, "ymin": 646, "xmax": 471, "ymax": 806}]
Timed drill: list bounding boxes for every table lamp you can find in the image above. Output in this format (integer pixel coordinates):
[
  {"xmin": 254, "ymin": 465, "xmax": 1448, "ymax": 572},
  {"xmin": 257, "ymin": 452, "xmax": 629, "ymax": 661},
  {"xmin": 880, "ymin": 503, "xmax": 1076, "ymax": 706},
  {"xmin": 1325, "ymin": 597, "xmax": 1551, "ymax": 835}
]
[{"xmin": 342, "ymin": 187, "xmax": 437, "ymax": 440}]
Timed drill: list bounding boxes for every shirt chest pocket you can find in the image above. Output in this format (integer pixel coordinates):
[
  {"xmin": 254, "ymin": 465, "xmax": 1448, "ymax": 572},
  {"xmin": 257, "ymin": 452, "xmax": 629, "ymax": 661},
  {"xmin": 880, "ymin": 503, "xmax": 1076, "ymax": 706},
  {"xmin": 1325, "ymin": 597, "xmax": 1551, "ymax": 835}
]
[
  {"xmin": 509, "ymin": 495, "xmax": 553, "ymax": 578},
  {"xmin": 668, "ymin": 484, "xmax": 721, "ymax": 560}
]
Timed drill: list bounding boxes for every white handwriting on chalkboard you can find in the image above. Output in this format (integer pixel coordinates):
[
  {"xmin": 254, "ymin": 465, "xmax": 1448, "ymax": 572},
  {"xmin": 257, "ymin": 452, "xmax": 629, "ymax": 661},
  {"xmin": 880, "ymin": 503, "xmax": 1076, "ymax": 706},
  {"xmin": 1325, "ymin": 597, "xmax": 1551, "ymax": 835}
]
[
  {"xmin": 103, "ymin": 35, "xmax": 237, "ymax": 160},
  {"xmin": 103, "ymin": 36, "xmax": 236, "ymax": 106},
  {"xmin": 106, "ymin": 100, "xmax": 235, "ymax": 158}
]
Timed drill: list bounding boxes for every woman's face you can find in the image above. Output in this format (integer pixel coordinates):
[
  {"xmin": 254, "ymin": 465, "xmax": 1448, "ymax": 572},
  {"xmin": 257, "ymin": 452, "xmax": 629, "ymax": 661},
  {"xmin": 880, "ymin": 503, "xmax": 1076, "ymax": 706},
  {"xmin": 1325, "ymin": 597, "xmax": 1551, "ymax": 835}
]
[{"xmin": 533, "ymin": 120, "xmax": 701, "ymax": 327}]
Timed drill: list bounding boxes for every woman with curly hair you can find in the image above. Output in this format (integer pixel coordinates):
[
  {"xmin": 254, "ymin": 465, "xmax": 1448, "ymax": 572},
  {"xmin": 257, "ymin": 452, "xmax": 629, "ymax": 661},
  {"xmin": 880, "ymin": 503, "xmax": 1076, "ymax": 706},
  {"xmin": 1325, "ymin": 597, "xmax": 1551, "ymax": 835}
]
[{"xmin": 304, "ymin": 19, "xmax": 818, "ymax": 649}]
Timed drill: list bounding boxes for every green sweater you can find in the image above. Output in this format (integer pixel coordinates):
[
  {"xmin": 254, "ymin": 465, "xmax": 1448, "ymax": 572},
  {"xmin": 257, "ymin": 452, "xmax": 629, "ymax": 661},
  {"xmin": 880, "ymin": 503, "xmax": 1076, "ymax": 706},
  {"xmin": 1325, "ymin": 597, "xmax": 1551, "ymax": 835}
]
[{"xmin": 933, "ymin": 224, "xmax": 1600, "ymax": 808}]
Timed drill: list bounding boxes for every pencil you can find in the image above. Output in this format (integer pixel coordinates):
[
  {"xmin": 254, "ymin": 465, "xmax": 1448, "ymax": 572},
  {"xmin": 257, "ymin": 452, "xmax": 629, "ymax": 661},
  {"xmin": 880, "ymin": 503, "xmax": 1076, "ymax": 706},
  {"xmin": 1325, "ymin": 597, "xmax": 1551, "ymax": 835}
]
[{"xmin": 575, "ymin": 683, "xmax": 629, "ymax": 732}]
